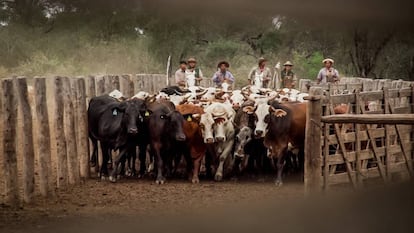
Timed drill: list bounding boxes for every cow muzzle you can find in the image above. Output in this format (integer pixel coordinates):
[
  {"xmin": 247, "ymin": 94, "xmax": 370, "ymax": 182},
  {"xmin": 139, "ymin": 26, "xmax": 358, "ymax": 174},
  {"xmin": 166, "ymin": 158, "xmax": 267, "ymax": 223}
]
[
  {"xmin": 176, "ymin": 134, "xmax": 186, "ymax": 141},
  {"xmin": 215, "ymin": 136, "xmax": 225, "ymax": 142},
  {"xmin": 128, "ymin": 127, "xmax": 138, "ymax": 134},
  {"xmin": 205, "ymin": 138, "xmax": 214, "ymax": 144},
  {"xmin": 254, "ymin": 130, "xmax": 264, "ymax": 138}
]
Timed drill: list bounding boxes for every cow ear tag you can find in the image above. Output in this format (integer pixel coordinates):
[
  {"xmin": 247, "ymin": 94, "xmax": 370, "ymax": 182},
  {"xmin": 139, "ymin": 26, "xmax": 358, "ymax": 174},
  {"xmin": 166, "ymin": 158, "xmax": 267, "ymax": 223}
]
[
  {"xmin": 187, "ymin": 116, "xmax": 192, "ymax": 122},
  {"xmin": 112, "ymin": 109, "xmax": 118, "ymax": 116},
  {"xmin": 145, "ymin": 111, "xmax": 150, "ymax": 117}
]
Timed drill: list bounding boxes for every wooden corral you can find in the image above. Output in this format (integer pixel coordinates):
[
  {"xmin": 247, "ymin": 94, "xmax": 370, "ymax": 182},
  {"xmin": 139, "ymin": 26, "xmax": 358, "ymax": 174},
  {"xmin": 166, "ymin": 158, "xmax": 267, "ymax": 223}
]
[
  {"xmin": 1, "ymin": 73, "xmax": 413, "ymax": 207},
  {"xmin": 304, "ymin": 83, "xmax": 414, "ymax": 194}
]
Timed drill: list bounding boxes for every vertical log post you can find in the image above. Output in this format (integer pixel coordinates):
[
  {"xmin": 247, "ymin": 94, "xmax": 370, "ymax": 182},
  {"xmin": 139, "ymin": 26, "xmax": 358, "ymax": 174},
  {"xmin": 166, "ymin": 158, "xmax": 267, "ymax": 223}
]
[
  {"xmin": 304, "ymin": 87, "xmax": 323, "ymax": 195},
  {"xmin": 120, "ymin": 74, "xmax": 134, "ymax": 98},
  {"xmin": 2, "ymin": 78, "xmax": 19, "ymax": 207},
  {"xmin": 15, "ymin": 77, "xmax": 35, "ymax": 203},
  {"xmin": 63, "ymin": 77, "xmax": 80, "ymax": 185},
  {"xmin": 54, "ymin": 76, "xmax": 68, "ymax": 188},
  {"xmin": 33, "ymin": 77, "xmax": 53, "ymax": 197},
  {"xmin": 112, "ymin": 75, "xmax": 120, "ymax": 91},
  {"xmin": 96, "ymin": 75, "xmax": 105, "ymax": 96},
  {"xmin": 75, "ymin": 78, "xmax": 90, "ymax": 179}
]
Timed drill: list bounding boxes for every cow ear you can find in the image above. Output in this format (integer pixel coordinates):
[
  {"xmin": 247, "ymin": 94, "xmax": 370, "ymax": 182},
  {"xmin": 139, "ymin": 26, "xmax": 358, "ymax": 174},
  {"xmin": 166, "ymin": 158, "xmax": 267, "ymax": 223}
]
[
  {"xmin": 117, "ymin": 102, "xmax": 127, "ymax": 112},
  {"xmin": 269, "ymin": 106, "xmax": 287, "ymax": 118},
  {"xmin": 192, "ymin": 113, "xmax": 201, "ymax": 121},
  {"xmin": 242, "ymin": 106, "xmax": 255, "ymax": 114}
]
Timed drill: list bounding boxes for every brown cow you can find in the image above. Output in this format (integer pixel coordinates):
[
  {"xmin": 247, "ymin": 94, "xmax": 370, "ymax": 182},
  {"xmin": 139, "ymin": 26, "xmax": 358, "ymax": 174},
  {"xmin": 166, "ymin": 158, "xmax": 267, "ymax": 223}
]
[
  {"xmin": 246, "ymin": 100, "xmax": 307, "ymax": 186},
  {"xmin": 176, "ymin": 104, "xmax": 206, "ymax": 183}
]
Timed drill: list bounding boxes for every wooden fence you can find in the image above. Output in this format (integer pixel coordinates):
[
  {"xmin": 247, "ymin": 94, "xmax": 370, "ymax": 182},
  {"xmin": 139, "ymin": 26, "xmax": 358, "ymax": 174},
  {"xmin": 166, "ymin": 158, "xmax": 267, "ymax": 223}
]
[
  {"xmin": 304, "ymin": 84, "xmax": 414, "ymax": 194},
  {"xmin": 1, "ymin": 73, "xmax": 413, "ymax": 207}
]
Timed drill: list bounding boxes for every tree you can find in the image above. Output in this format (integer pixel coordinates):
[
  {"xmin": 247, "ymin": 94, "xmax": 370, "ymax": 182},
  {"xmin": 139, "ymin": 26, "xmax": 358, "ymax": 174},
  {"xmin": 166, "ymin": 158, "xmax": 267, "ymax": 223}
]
[{"xmin": 349, "ymin": 29, "xmax": 393, "ymax": 78}]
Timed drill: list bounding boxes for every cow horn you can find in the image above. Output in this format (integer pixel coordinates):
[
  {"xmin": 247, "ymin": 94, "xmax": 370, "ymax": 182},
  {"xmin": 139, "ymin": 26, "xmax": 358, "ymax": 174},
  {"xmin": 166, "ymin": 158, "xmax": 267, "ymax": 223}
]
[
  {"xmin": 196, "ymin": 89, "xmax": 208, "ymax": 97},
  {"xmin": 269, "ymin": 106, "xmax": 287, "ymax": 117}
]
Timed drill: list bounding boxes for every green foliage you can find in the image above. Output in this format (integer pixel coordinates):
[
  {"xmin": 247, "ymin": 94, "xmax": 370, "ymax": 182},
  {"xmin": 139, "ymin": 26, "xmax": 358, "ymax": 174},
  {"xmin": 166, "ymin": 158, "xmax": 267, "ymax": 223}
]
[{"xmin": 292, "ymin": 52, "xmax": 324, "ymax": 80}]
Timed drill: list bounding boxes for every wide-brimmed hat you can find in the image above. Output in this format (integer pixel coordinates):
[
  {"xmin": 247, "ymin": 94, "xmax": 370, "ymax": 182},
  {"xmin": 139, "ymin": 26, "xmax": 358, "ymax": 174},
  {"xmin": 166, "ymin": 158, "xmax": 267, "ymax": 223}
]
[
  {"xmin": 217, "ymin": 61, "xmax": 230, "ymax": 68},
  {"xmin": 283, "ymin": 61, "xmax": 293, "ymax": 66},
  {"xmin": 322, "ymin": 58, "xmax": 334, "ymax": 64},
  {"xmin": 187, "ymin": 57, "xmax": 197, "ymax": 63},
  {"xmin": 258, "ymin": 57, "xmax": 267, "ymax": 64}
]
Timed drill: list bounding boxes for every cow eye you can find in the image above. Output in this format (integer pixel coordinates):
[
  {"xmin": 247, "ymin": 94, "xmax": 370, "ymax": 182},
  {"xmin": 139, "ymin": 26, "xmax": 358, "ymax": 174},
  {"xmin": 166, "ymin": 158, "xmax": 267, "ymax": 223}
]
[{"xmin": 264, "ymin": 115, "xmax": 270, "ymax": 123}]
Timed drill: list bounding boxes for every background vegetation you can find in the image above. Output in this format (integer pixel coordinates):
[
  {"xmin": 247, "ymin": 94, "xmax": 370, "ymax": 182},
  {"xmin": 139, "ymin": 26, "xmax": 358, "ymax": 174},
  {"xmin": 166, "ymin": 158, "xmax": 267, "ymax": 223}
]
[{"xmin": 1, "ymin": 0, "xmax": 413, "ymax": 87}]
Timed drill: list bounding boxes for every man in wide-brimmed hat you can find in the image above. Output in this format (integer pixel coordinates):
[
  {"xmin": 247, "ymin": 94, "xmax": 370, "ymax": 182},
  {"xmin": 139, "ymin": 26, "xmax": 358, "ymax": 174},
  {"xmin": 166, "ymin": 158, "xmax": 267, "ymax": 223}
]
[
  {"xmin": 280, "ymin": 61, "xmax": 297, "ymax": 88},
  {"xmin": 185, "ymin": 57, "xmax": 204, "ymax": 87},
  {"xmin": 175, "ymin": 60, "xmax": 188, "ymax": 88},
  {"xmin": 317, "ymin": 58, "xmax": 340, "ymax": 84},
  {"xmin": 212, "ymin": 61, "xmax": 235, "ymax": 88},
  {"xmin": 248, "ymin": 57, "xmax": 272, "ymax": 88}
]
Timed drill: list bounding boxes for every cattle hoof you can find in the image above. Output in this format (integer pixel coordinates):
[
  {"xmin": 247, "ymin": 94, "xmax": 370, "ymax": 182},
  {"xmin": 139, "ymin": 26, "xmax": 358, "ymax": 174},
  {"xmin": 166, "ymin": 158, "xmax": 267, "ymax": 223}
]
[
  {"xmin": 125, "ymin": 170, "xmax": 132, "ymax": 177},
  {"xmin": 191, "ymin": 178, "xmax": 200, "ymax": 184},
  {"xmin": 155, "ymin": 178, "xmax": 166, "ymax": 185},
  {"xmin": 215, "ymin": 174, "xmax": 223, "ymax": 182},
  {"xmin": 109, "ymin": 176, "xmax": 117, "ymax": 183},
  {"xmin": 274, "ymin": 180, "xmax": 283, "ymax": 187},
  {"xmin": 100, "ymin": 176, "xmax": 107, "ymax": 181},
  {"xmin": 117, "ymin": 175, "xmax": 122, "ymax": 180}
]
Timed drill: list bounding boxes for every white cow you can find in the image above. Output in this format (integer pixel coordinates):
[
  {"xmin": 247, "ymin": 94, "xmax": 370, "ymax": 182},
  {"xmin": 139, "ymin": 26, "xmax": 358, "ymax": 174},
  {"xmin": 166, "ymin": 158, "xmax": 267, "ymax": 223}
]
[{"xmin": 199, "ymin": 102, "xmax": 235, "ymax": 181}]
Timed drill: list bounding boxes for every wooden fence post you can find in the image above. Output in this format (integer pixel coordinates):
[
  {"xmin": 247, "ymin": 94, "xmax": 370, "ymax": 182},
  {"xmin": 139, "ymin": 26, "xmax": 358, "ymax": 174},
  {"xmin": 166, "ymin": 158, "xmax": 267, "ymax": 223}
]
[
  {"xmin": 54, "ymin": 76, "xmax": 68, "ymax": 188},
  {"xmin": 33, "ymin": 77, "xmax": 53, "ymax": 197},
  {"xmin": 74, "ymin": 78, "xmax": 90, "ymax": 179},
  {"xmin": 96, "ymin": 75, "xmax": 105, "ymax": 95},
  {"xmin": 63, "ymin": 77, "xmax": 80, "ymax": 185},
  {"xmin": 304, "ymin": 87, "xmax": 323, "ymax": 195},
  {"xmin": 1, "ymin": 78, "xmax": 19, "ymax": 207},
  {"xmin": 15, "ymin": 77, "xmax": 35, "ymax": 203},
  {"xmin": 86, "ymin": 75, "xmax": 96, "ymax": 100},
  {"xmin": 120, "ymin": 74, "xmax": 134, "ymax": 97}
]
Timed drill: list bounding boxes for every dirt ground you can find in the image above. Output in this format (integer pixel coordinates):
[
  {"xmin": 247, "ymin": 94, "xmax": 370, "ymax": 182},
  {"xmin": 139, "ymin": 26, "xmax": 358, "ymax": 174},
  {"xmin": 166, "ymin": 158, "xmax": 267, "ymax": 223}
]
[
  {"xmin": 0, "ymin": 174, "xmax": 306, "ymax": 233},
  {"xmin": 1, "ymin": 177, "xmax": 413, "ymax": 233}
]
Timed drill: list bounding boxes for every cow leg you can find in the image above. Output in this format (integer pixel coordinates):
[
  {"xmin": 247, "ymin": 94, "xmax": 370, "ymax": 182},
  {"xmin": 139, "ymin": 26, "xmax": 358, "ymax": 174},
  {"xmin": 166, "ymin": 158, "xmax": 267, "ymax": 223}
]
[
  {"xmin": 138, "ymin": 143, "xmax": 147, "ymax": 178},
  {"xmin": 126, "ymin": 144, "xmax": 137, "ymax": 177},
  {"xmin": 89, "ymin": 137, "xmax": 98, "ymax": 167},
  {"xmin": 100, "ymin": 144, "xmax": 110, "ymax": 180},
  {"xmin": 109, "ymin": 148, "xmax": 128, "ymax": 182},
  {"xmin": 191, "ymin": 153, "xmax": 203, "ymax": 184},
  {"xmin": 205, "ymin": 145, "xmax": 216, "ymax": 179},
  {"xmin": 274, "ymin": 150, "xmax": 287, "ymax": 187},
  {"xmin": 215, "ymin": 143, "xmax": 233, "ymax": 182},
  {"xmin": 153, "ymin": 143, "xmax": 166, "ymax": 184}
]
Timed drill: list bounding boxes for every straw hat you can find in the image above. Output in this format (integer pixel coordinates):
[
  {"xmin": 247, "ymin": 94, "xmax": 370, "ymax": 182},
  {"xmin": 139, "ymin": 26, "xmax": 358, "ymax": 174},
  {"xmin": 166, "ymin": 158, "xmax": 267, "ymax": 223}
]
[
  {"xmin": 217, "ymin": 61, "xmax": 230, "ymax": 68},
  {"xmin": 322, "ymin": 58, "xmax": 334, "ymax": 64},
  {"xmin": 187, "ymin": 57, "xmax": 197, "ymax": 63},
  {"xmin": 258, "ymin": 57, "xmax": 267, "ymax": 65},
  {"xmin": 283, "ymin": 61, "xmax": 293, "ymax": 66}
]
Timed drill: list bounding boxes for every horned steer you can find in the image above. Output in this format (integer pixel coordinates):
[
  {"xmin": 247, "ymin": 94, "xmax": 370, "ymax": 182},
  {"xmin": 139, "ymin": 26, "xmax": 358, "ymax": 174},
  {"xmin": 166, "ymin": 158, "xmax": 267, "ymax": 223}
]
[
  {"xmin": 200, "ymin": 102, "xmax": 235, "ymax": 181},
  {"xmin": 244, "ymin": 99, "xmax": 307, "ymax": 186}
]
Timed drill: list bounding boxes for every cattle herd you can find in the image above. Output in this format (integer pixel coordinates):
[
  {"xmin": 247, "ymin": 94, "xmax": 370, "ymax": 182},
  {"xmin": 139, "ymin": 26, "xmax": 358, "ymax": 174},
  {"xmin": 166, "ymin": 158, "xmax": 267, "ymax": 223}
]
[{"xmin": 88, "ymin": 84, "xmax": 309, "ymax": 186}]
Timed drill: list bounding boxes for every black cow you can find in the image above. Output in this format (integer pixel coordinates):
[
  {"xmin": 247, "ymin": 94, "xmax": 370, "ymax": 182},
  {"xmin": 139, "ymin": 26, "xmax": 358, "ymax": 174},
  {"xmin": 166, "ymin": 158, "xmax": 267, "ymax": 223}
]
[
  {"xmin": 144, "ymin": 100, "xmax": 186, "ymax": 184},
  {"xmin": 88, "ymin": 95, "xmax": 146, "ymax": 182}
]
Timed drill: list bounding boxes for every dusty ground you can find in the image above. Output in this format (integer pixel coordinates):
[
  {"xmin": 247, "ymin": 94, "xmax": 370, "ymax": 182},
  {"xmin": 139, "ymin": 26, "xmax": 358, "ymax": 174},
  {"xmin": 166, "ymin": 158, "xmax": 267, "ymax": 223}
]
[
  {"xmin": 1, "ymin": 177, "xmax": 413, "ymax": 233},
  {"xmin": 0, "ymin": 175, "xmax": 306, "ymax": 233}
]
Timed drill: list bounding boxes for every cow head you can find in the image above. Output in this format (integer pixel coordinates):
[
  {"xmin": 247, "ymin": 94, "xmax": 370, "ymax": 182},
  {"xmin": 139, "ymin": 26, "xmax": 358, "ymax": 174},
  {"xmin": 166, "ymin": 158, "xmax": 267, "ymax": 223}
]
[
  {"xmin": 200, "ymin": 87, "xmax": 218, "ymax": 102},
  {"xmin": 162, "ymin": 110, "xmax": 186, "ymax": 141},
  {"xmin": 199, "ymin": 102, "xmax": 234, "ymax": 144},
  {"xmin": 234, "ymin": 126, "xmax": 252, "ymax": 158},
  {"xmin": 114, "ymin": 99, "xmax": 146, "ymax": 135},
  {"xmin": 230, "ymin": 90, "xmax": 246, "ymax": 110},
  {"xmin": 199, "ymin": 112, "xmax": 215, "ymax": 144}
]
